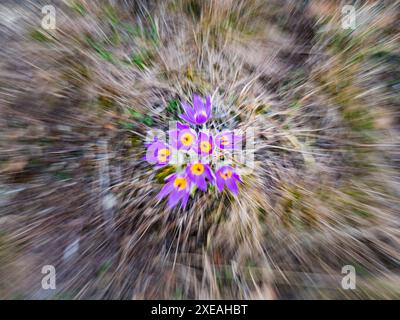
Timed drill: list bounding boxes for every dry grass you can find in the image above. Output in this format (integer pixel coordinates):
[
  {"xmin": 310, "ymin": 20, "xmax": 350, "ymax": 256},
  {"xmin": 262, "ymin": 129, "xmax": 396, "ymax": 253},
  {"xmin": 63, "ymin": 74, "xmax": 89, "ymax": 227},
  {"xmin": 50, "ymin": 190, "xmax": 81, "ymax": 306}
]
[{"xmin": 0, "ymin": 0, "xmax": 399, "ymax": 299}]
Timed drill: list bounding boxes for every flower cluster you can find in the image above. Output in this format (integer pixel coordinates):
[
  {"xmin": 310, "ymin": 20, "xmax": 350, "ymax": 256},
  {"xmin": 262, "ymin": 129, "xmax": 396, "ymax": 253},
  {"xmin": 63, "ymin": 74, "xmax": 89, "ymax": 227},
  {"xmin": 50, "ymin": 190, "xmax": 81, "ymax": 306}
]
[{"xmin": 145, "ymin": 94, "xmax": 242, "ymax": 209}]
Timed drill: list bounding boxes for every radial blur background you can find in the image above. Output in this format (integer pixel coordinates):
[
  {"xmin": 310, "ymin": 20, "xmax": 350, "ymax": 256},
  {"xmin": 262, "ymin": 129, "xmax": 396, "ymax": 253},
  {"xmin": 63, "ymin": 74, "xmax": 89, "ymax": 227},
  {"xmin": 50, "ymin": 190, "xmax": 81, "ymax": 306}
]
[{"xmin": 0, "ymin": 0, "xmax": 399, "ymax": 299}]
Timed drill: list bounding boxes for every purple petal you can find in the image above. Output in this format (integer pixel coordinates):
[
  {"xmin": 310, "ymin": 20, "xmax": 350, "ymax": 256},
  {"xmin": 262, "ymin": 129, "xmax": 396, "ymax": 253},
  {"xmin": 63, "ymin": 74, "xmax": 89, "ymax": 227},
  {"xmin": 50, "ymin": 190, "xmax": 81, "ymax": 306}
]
[
  {"xmin": 145, "ymin": 153, "xmax": 157, "ymax": 163},
  {"xmin": 196, "ymin": 175, "xmax": 207, "ymax": 191},
  {"xmin": 220, "ymin": 165, "xmax": 233, "ymax": 172},
  {"xmin": 157, "ymin": 181, "xmax": 173, "ymax": 200},
  {"xmin": 144, "ymin": 136, "xmax": 158, "ymax": 147},
  {"xmin": 168, "ymin": 190, "xmax": 181, "ymax": 208},
  {"xmin": 155, "ymin": 163, "xmax": 168, "ymax": 168},
  {"xmin": 179, "ymin": 113, "xmax": 196, "ymax": 125},
  {"xmin": 185, "ymin": 165, "xmax": 192, "ymax": 179},
  {"xmin": 194, "ymin": 112, "xmax": 208, "ymax": 125},
  {"xmin": 168, "ymin": 129, "xmax": 180, "ymax": 149},
  {"xmin": 233, "ymin": 172, "xmax": 242, "ymax": 183},
  {"xmin": 226, "ymin": 178, "xmax": 238, "ymax": 195},
  {"xmin": 232, "ymin": 135, "xmax": 242, "ymax": 150},
  {"xmin": 193, "ymin": 94, "xmax": 205, "ymax": 113},
  {"xmin": 215, "ymin": 133, "xmax": 224, "ymax": 148},
  {"xmin": 216, "ymin": 175, "xmax": 225, "ymax": 192},
  {"xmin": 147, "ymin": 142, "xmax": 160, "ymax": 156},
  {"xmin": 177, "ymin": 121, "xmax": 189, "ymax": 130},
  {"xmin": 181, "ymin": 192, "xmax": 190, "ymax": 209},
  {"xmin": 216, "ymin": 132, "xmax": 237, "ymax": 149},
  {"xmin": 233, "ymin": 134, "xmax": 242, "ymax": 143},
  {"xmin": 145, "ymin": 142, "xmax": 161, "ymax": 163},
  {"xmin": 165, "ymin": 173, "xmax": 177, "ymax": 182},
  {"xmin": 181, "ymin": 102, "xmax": 195, "ymax": 118},
  {"xmin": 198, "ymin": 132, "xmax": 207, "ymax": 141},
  {"xmin": 204, "ymin": 165, "xmax": 215, "ymax": 182}
]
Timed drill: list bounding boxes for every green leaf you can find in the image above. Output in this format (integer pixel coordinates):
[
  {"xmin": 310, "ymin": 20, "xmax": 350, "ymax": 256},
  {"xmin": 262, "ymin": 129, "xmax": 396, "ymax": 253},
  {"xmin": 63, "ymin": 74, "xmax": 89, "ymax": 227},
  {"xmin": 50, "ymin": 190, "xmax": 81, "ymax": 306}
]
[
  {"xmin": 131, "ymin": 54, "xmax": 146, "ymax": 70},
  {"xmin": 124, "ymin": 24, "xmax": 143, "ymax": 37},
  {"xmin": 104, "ymin": 5, "xmax": 119, "ymax": 26},
  {"xmin": 156, "ymin": 165, "xmax": 176, "ymax": 183},
  {"xmin": 54, "ymin": 171, "xmax": 72, "ymax": 181},
  {"xmin": 129, "ymin": 109, "xmax": 144, "ymax": 120},
  {"xmin": 70, "ymin": 1, "xmax": 86, "ymax": 16},
  {"xmin": 167, "ymin": 99, "xmax": 179, "ymax": 113},
  {"xmin": 190, "ymin": 185, "xmax": 197, "ymax": 198},
  {"xmin": 148, "ymin": 15, "xmax": 159, "ymax": 44},
  {"xmin": 97, "ymin": 260, "xmax": 113, "ymax": 277},
  {"xmin": 142, "ymin": 116, "xmax": 154, "ymax": 126},
  {"xmin": 31, "ymin": 29, "xmax": 52, "ymax": 42},
  {"xmin": 120, "ymin": 122, "xmax": 135, "ymax": 130},
  {"xmin": 86, "ymin": 37, "xmax": 113, "ymax": 62}
]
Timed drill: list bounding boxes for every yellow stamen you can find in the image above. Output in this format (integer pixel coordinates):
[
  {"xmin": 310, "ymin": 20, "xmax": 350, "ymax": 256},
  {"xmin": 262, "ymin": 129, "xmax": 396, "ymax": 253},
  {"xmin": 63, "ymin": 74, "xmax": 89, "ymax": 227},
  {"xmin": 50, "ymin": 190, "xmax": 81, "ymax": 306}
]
[
  {"xmin": 173, "ymin": 177, "xmax": 187, "ymax": 190},
  {"xmin": 220, "ymin": 135, "xmax": 229, "ymax": 146},
  {"xmin": 191, "ymin": 163, "xmax": 204, "ymax": 175},
  {"xmin": 200, "ymin": 141, "xmax": 212, "ymax": 153},
  {"xmin": 181, "ymin": 133, "xmax": 194, "ymax": 147},
  {"xmin": 220, "ymin": 170, "xmax": 232, "ymax": 180},
  {"xmin": 157, "ymin": 148, "xmax": 170, "ymax": 162}
]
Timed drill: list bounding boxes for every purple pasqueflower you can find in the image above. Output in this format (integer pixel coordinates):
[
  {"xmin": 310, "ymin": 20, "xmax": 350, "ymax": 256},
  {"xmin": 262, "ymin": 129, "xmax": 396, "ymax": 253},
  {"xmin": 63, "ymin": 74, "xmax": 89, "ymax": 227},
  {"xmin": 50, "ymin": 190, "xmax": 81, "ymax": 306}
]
[
  {"xmin": 179, "ymin": 94, "xmax": 211, "ymax": 125},
  {"xmin": 169, "ymin": 122, "xmax": 197, "ymax": 151},
  {"xmin": 215, "ymin": 165, "xmax": 242, "ymax": 195},
  {"xmin": 215, "ymin": 132, "xmax": 242, "ymax": 150},
  {"xmin": 145, "ymin": 139, "xmax": 171, "ymax": 167},
  {"xmin": 194, "ymin": 131, "xmax": 214, "ymax": 156},
  {"xmin": 157, "ymin": 173, "xmax": 191, "ymax": 209},
  {"xmin": 186, "ymin": 161, "xmax": 215, "ymax": 191}
]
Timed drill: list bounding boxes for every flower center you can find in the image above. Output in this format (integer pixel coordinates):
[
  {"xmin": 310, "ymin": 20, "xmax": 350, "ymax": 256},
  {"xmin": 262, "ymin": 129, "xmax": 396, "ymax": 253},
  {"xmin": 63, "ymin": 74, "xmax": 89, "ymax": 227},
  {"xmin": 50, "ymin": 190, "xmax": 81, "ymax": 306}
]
[
  {"xmin": 220, "ymin": 170, "xmax": 232, "ymax": 180},
  {"xmin": 220, "ymin": 135, "xmax": 229, "ymax": 146},
  {"xmin": 191, "ymin": 163, "xmax": 204, "ymax": 175},
  {"xmin": 200, "ymin": 141, "xmax": 212, "ymax": 153},
  {"xmin": 157, "ymin": 148, "xmax": 170, "ymax": 162},
  {"xmin": 181, "ymin": 133, "xmax": 194, "ymax": 147},
  {"xmin": 173, "ymin": 177, "xmax": 187, "ymax": 190}
]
